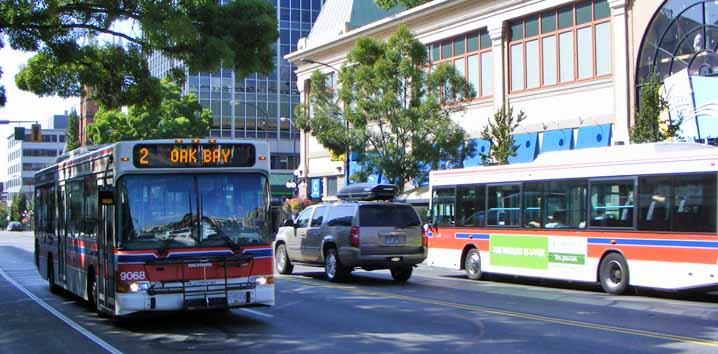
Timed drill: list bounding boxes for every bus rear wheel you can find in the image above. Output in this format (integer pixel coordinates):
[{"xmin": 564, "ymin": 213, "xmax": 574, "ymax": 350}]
[
  {"xmin": 47, "ymin": 258, "xmax": 61, "ymax": 294},
  {"xmin": 464, "ymin": 248, "xmax": 483, "ymax": 280},
  {"xmin": 598, "ymin": 253, "xmax": 629, "ymax": 295}
]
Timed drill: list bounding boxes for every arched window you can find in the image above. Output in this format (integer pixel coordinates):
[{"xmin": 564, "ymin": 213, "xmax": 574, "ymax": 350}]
[{"xmin": 637, "ymin": 0, "xmax": 718, "ymax": 83}]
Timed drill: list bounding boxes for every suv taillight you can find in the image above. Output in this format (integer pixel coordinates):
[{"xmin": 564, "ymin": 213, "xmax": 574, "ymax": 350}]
[
  {"xmin": 421, "ymin": 227, "xmax": 428, "ymax": 248},
  {"xmin": 350, "ymin": 226, "xmax": 360, "ymax": 247}
]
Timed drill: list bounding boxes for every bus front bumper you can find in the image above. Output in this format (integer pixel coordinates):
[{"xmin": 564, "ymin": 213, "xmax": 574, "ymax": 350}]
[{"xmin": 114, "ymin": 283, "xmax": 275, "ymax": 316}]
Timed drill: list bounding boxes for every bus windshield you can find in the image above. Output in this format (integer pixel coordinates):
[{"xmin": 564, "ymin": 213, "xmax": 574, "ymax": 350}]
[{"xmin": 119, "ymin": 173, "xmax": 269, "ymax": 251}]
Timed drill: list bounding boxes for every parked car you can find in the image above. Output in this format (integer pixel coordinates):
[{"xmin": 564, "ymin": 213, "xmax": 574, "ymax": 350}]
[
  {"xmin": 6, "ymin": 221, "xmax": 24, "ymax": 231},
  {"xmin": 274, "ymin": 184, "xmax": 428, "ymax": 282}
]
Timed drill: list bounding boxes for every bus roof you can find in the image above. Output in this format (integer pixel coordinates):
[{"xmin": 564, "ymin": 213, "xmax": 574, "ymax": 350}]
[{"xmin": 430, "ymin": 143, "xmax": 718, "ymax": 187}]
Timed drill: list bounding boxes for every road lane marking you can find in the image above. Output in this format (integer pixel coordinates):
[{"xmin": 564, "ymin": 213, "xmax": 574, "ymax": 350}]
[
  {"xmin": 0, "ymin": 267, "xmax": 125, "ymax": 354},
  {"xmin": 238, "ymin": 308, "xmax": 274, "ymax": 318},
  {"xmin": 281, "ymin": 276, "xmax": 718, "ymax": 348}
]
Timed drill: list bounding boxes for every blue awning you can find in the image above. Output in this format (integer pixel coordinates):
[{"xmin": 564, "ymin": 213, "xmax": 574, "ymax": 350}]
[
  {"xmin": 463, "ymin": 139, "xmax": 490, "ymax": 167},
  {"xmin": 576, "ymin": 124, "xmax": 611, "ymax": 149},
  {"xmin": 508, "ymin": 133, "xmax": 538, "ymax": 164},
  {"xmin": 541, "ymin": 129, "xmax": 574, "ymax": 153}
]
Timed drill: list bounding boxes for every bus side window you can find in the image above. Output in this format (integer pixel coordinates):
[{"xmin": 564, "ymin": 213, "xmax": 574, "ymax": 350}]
[{"xmin": 432, "ymin": 188, "xmax": 456, "ymax": 227}]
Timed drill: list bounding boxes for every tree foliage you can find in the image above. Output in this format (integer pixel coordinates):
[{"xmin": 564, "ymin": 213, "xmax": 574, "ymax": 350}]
[
  {"xmin": 10, "ymin": 193, "xmax": 28, "ymax": 222},
  {"xmin": 631, "ymin": 74, "xmax": 680, "ymax": 143},
  {"xmin": 375, "ymin": 0, "xmax": 430, "ymax": 9},
  {"xmin": 480, "ymin": 105, "xmax": 526, "ymax": 165},
  {"xmin": 1, "ymin": 0, "xmax": 278, "ymax": 108},
  {"xmin": 87, "ymin": 80, "xmax": 211, "ymax": 143},
  {"xmin": 65, "ymin": 109, "xmax": 80, "ymax": 151},
  {"xmin": 295, "ymin": 26, "xmax": 468, "ymax": 191},
  {"xmin": 0, "ymin": 204, "xmax": 8, "ymax": 229}
]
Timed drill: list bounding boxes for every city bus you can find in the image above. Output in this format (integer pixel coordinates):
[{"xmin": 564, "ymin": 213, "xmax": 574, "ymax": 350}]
[
  {"xmin": 34, "ymin": 139, "xmax": 275, "ymax": 316},
  {"xmin": 427, "ymin": 142, "xmax": 718, "ymax": 295}
]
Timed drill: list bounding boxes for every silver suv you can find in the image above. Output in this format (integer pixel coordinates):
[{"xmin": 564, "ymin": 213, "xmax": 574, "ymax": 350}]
[{"xmin": 274, "ymin": 185, "xmax": 427, "ymax": 282}]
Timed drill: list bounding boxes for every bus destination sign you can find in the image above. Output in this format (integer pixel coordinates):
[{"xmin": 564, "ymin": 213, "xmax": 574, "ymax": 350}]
[{"xmin": 133, "ymin": 143, "xmax": 256, "ymax": 168}]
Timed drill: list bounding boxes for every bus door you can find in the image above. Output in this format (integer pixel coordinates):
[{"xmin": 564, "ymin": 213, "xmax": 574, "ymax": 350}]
[
  {"xmin": 97, "ymin": 199, "xmax": 116, "ymax": 311},
  {"xmin": 57, "ymin": 184, "xmax": 67, "ymax": 285}
]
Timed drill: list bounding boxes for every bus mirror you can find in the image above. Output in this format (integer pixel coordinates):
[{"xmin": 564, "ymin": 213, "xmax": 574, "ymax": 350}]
[{"xmin": 98, "ymin": 186, "xmax": 115, "ymax": 205}]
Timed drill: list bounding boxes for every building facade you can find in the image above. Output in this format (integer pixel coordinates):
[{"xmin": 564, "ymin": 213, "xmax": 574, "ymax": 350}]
[
  {"xmin": 286, "ymin": 0, "xmax": 718, "ymax": 201},
  {"xmin": 149, "ymin": 0, "xmax": 325, "ymax": 197},
  {"xmin": 5, "ymin": 128, "xmax": 67, "ymax": 205}
]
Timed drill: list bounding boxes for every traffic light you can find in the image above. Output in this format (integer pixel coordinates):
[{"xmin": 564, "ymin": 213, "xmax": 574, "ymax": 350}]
[
  {"xmin": 13, "ymin": 127, "xmax": 25, "ymax": 141},
  {"xmin": 31, "ymin": 124, "xmax": 41, "ymax": 142}
]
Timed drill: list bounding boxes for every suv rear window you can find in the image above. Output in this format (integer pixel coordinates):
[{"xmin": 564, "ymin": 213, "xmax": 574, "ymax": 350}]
[{"xmin": 359, "ymin": 205, "xmax": 421, "ymax": 227}]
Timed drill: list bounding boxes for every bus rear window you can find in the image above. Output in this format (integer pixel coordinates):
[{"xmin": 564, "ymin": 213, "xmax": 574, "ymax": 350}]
[{"xmin": 359, "ymin": 205, "xmax": 421, "ymax": 227}]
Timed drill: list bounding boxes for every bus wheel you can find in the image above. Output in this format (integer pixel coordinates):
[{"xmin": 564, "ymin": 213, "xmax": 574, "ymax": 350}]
[
  {"xmin": 87, "ymin": 274, "xmax": 97, "ymax": 309},
  {"xmin": 464, "ymin": 248, "xmax": 483, "ymax": 280},
  {"xmin": 598, "ymin": 253, "xmax": 629, "ymax": 295},
  {"xmin": 275, "ymin": 243, "xmax": 294, "ymax": 275},
  {"xmin": 47, "ymin": 258, "xmax": 61, "ymax": 294}
]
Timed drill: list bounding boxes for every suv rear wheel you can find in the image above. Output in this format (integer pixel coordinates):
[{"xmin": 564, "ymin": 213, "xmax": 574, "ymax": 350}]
[
  {"xmin": 325, "ymin": 249, "xmax": 350, "ymax": 282},
  {"xmin": 390, "ymin": 266, "xmax": 413, "ymax": 282}
]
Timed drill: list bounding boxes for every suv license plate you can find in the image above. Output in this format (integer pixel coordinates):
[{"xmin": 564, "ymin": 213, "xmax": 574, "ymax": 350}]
[{"xmin": 384, "ymin": 236, "xmax": 405, "ymax": 245}]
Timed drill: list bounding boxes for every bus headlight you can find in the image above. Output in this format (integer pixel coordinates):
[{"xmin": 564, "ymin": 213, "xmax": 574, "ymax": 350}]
[
  {"xmin": 128, "ymin": 281, "xmax": 150, "ymax": 292},
  {"xmin": 252, "ymin": 276, "xmax": 274, "ymax": 285}
]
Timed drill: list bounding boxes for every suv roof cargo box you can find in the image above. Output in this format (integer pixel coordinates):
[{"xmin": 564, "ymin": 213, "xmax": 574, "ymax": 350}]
[{"xmin": 337, "ymin": 183, "xmax": 398, "ymax": 201}]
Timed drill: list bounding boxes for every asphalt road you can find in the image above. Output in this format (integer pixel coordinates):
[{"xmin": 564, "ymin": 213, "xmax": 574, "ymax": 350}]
[{"xmin": 0, "ymin": 231, "xmax": 716, "ymax": 354}]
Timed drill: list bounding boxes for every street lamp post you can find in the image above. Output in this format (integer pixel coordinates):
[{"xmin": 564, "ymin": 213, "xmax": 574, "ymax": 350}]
[{"xmin": 298, "ymin": 58, "xmax": 350, "ymax": 186}]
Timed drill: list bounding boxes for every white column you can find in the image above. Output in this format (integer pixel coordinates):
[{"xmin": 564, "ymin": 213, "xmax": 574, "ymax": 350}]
[
  {"xmin": 488, "ymin": 21, "xmax": 505, "ymax": 111},
  {"xmin": 609, "ymin": 0, "xmax": 630, "ymax": 144}
]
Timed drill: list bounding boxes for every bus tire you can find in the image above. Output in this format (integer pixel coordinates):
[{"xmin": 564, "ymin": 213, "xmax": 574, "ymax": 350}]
[
  {"xmin": 598, "ymin": 253, "xmax": 629, "ymax": 295},
  {"xmin": 87, "ymin": 272, "xmax": 97, "ymax": 309},
  {"xmin": 275, "ymin": 243, "xmax": 294, "ymax": 275},
  {"xmin": 464, "ymin": 248, "xmax": 483, "ymax": 280},
  {"xmin": 47, "ymin": 257, "xmax": 61, "ymax": 295},
  {"xmin": 324, "ymin": 248, "xmax": 349, "ymax": 282},
  {"xmin": 390, "ymin": 266, "xmax": 413, "ymax": 282}
]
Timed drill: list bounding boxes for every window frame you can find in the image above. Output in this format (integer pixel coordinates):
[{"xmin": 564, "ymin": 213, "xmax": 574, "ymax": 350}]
[
  {"xmin": 486, "ymin": 183, "xmax": 523, "ymax": 228},
  {"xmin": 587, "ymin": 176, "xmax": 637, "ymax": 230},
  {"xmin": 508, "ymin": 0, "xmax": 612, "ymax": 94},
  {"xmin": 426, "ymin": 28, "xmax": 493, "ymax": 100}
]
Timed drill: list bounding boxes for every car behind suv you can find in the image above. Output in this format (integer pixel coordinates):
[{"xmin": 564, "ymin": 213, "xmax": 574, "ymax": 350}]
[{"xmin": 274, "ymin": 184, "xmax": 427, "ymax": 282}]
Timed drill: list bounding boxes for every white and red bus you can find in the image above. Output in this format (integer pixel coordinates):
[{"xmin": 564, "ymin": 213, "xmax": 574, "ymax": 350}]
[
  {"xmin": 426, "ymin": 143, "xmax": 718, "ymax": 294},
  {"xmin": 34, "ymin": 139, "xmax": 275, "ymax": 316}
]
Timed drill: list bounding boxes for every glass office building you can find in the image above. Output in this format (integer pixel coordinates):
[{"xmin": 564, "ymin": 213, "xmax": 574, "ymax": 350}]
[{"xmin": 148, "ymin": 0, "xmax": 324, "ymax": 174}]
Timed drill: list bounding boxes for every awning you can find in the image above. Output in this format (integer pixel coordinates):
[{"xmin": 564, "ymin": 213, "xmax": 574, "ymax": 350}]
[
  {"xmin": 270, "ymin": 173, "xmax": 293, "ymax": 196},
  {"xmin": 508, "ymin": 133, "xmax": 538, "ymax": 164},
  {"xmin": 576, "ymin": 124, "xmax": 612, "ymax": 149},
  {"xmin": 541, "ymin": 128, "xmax": 574, "ymax": 153},
  {"xmin": 463, "ymin": 139, "xmax": 490, "ymax": 167}
]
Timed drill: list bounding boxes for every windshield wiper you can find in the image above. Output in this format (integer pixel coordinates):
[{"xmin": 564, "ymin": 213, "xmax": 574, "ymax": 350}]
[
  {"xmin": 203, "ymin": 217, "xmax": 241, "ymax": 253},
  {"xmin": 156, "ymin": 236, "xmax": 175, "ymax": 258}
]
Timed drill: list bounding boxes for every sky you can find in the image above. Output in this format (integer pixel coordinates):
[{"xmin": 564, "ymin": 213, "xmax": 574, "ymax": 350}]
[
  {"xmin": 0, "ymin": 46, "xmax": 80, "ymax": 182},
  {"xmin": 0, "ymin": 20, "xmax": 139, "ymax": 183}
]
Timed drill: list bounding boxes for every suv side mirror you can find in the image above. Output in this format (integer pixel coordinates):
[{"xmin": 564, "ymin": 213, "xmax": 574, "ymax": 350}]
[{"xmin": 281, "ymin": 218, "xmax": 295, "ymax": 227}]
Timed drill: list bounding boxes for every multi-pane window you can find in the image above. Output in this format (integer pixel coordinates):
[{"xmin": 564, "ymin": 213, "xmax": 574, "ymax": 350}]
[
  {"xmin": 427, "ymin": 29, "xmax": 493, "ymax": 99},
  {"xmin": 509, "ymin": 0, "xmax": 611, "ymax": 92}
]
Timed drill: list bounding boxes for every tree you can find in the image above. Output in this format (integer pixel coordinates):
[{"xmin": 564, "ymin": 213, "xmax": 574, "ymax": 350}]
[
  {"xmin": 65, "ymin": 109, "xmax": 80, "ymax": 151},
  {"xmin": 480, "ymin": 105, "xmax": 527, "ymax": 165},
  {"xmin": 1, "ymin": 0, "xmax": 278, "ymax": 109},
  {"xmin": 375, "ymin": 0, "xmax": 430, "ymax": 9},
  {"xmin": 295, "ymin": 26, "xmax": 469, "ymax": 192},
  {"xmin": 10, "ymin": 193, "xmax": 28, "ymax": 222},
  {"xmin": 87, "ymin": 80, "xmax": 211, "ymax": 143},
  {"xmin": 631, "ymin": 74, "xmax": 680, "ymax": 143},
  {"xmin": 0, "ymin": 204, "xmax": 8, "ymax": 229}
]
